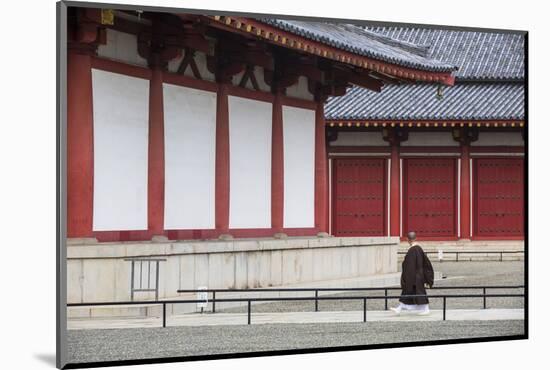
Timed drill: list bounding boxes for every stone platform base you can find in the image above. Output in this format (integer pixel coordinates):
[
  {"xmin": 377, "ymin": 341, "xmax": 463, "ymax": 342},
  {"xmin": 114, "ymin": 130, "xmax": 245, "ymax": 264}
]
[{"xmin": 68, "ymin": 236, "xmax": 399, "ymax": 318}]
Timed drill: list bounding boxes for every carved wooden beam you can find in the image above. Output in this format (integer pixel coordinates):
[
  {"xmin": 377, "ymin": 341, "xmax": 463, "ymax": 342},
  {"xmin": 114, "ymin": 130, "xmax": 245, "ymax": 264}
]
[
  {"xmin": 239, "ymin": 64, "xmax": 260, "ymax": 90},
  {"xmin": 177, "ymin": 48, "xmax": 202, "ymax": 79},
  {"xmin": 327, "ymin": 130, "xmax": 339, "ymax": 143},
  {"xmin": 289, "ymin": 64, "xmax": 323, "ymax": 82},
  {"xmin": 137, "ymin": 15, "xmax": 189, "ymax": 69},
  {"xmin": 368, "ymin": 70, "xmax": 404, "ymax": 84},
  {"xmin": 347, "ymin": 73, "xmax": 383, "ymax": 92},
  {"xmin": 382, "ymin": 127, "xmax": 409, "ymax": 144},
  {"xmin": 333, "ymin": 68, "xmax": 383, "ymax": 92},
  {"xmin": 264, "ymin": 69, "xmax": 299, "ymax": 90},
  {"xmin": 452, "ymin": 127, "xmax": 479, "ymax": 145},
  {"xmin": 67, "ymin": 8, "xmax": 104, "ymax": 54},
  {"xmin": 207, "ymin": 54, "xmax": 246, "ymax": 83}
]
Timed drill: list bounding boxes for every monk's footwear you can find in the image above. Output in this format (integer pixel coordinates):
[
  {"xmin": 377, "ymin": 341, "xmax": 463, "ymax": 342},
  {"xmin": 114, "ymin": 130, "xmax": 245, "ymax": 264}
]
[{"xmin": 390, "ymin": 307, "xmax": 402, "ymax": 315}]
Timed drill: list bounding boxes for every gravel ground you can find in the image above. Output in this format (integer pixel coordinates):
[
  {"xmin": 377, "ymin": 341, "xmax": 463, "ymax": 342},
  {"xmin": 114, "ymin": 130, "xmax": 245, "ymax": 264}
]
[
  {"xmin": 67, "ymin": 320, "xmax": 525, "ymax": 364},
  {"xmin": 66, "ymin": 261, "xmax": 525, "ymax": 365},
  {"xmin": 218, "ymin": 261, "xmax": 525, "ymax": 313}
]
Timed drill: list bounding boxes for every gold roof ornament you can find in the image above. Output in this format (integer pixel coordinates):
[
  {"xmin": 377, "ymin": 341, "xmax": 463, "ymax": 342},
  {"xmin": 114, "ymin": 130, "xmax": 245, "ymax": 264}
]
[
  {"xmin": 436, "ymin": 85, "xmax": 444, "ymax": 100},
  {"xmin": 101, "ymin": 9, "xmax": 115, "ymax": 25}
]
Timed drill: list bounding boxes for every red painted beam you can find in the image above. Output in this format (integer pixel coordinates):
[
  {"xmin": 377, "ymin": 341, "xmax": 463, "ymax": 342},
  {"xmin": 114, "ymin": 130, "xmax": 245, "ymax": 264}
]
[
  {"xmin": 147, "ymin": 67, "xmax": 165, "ymax": 236},
  {"xmin": 389, "ymin": 142, "xmax": 401, "ymax": 237},
  {"xmin": 315, "ymin": 101, "xmax": 328, "ymax": 233},
  {"xmin": 215, "ymin": 83, "xmax": 230, "ymax": 233},
  {"xmin": 67, "ymin": 51, "xmax": 95, "ymax": 238},
  {"xmin": 347, "ymin": 73, "xmax": 383, "ymax": 92},
  {"xmin": 460, "ymin": 143, "xmax": 471, "ymax": 240},
  {"xmin": 271, "ymin": 92, "xmax": 284, "ymax": 233}
]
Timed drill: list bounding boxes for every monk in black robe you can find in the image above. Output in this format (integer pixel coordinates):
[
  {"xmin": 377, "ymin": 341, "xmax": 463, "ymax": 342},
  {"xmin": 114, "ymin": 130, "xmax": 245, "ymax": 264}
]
[{"xmin": 390, "ymin": 231, "xmax": 434, "ymax": 315}]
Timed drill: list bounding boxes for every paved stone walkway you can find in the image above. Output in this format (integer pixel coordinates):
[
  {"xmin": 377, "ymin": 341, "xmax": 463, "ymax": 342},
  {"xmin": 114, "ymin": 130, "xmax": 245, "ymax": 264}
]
[{"xmin": 68, "ymin": 308, "xmax": 523, "ymax": 330}]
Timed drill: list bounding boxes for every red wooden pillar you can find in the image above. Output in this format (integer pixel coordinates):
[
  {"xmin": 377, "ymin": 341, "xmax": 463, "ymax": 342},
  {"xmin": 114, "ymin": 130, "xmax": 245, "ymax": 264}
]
[
  {"xmin": 314, "ymin": 101, "xmax": 328, "ymax": 233},
  {"xmin": 67, "ymin": 50, "xmax": 94, "ymax": 238},
  {"xmin": 460, "ymin": 142, "xmax": 471, "ymax": 239},
  {"xmin": 147, "ymin": 64, "xmax": 165, "ymax": 236},
  {"xmin": 271, "ymin": 92, "xmax": 284, "ymax": 233},
  {"xmin": 389, "ymin": 142, "xmax": 401, "ymax": 237},
  {"xmin": 215, "ymin": 83, "xmax": 230, "ymax": 234}
]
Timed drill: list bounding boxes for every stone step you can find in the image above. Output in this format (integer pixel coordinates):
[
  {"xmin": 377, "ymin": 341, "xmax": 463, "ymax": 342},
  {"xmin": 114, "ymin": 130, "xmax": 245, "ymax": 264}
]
[
  {"xmin": 398, "ymin": 241, "xmax": 524, "ymax": 251},
  {"xmin": 397, "ymin": 241, "xmax": 524, "ymax": 262}
]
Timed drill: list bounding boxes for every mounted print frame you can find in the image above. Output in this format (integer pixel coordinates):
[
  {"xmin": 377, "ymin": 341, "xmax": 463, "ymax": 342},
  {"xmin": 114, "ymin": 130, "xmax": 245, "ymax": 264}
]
[{"xmin": 57, "ymin": 1, "xmax": 527, "ymax": 368}]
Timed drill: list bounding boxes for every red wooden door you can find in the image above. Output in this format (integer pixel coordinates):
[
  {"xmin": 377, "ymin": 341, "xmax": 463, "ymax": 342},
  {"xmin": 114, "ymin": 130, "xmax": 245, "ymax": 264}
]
[
  {"xmin": 403, "ymin": 158, "xmax": 457, "ymax": 238},
  {"xmin": 332, "ymin": 158, "xmax": 387, "ymax": 236},
  {"xmin": 473, "ymin": 158, "xmax": 524, "ymax": 237}
]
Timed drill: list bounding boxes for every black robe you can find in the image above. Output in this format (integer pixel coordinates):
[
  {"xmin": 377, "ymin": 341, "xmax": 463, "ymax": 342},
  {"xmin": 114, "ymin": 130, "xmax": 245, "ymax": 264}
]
[{"xmin": 399, "ymin": 245, "xmax": 434, "ymax": 305}]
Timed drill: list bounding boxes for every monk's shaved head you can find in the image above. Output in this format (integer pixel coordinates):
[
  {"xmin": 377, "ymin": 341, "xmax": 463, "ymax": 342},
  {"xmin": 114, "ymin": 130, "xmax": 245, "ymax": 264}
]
[{"xmin": 407, "ymin": 231, "xmax": 417, "ymax": 241}]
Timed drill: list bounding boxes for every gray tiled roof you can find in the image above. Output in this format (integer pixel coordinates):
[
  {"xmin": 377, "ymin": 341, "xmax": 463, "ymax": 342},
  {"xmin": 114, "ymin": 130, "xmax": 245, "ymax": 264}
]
[
  {"xmin": 259, "ymin": 19, "xmax": 457, "ymax": 73},
  {"xmin": 365, "ymin": 27, "xmax": 524, "ymax": 80},
  {"xmin": 325, "ymin": 82, "xmax": 524, "ymax": 120}
]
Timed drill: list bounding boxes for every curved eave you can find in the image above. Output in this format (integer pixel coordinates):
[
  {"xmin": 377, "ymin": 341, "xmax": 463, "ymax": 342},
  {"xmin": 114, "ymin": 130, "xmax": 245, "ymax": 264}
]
[
  {"xmin": 205, "ymin": 15, "xmax": 456, "ymax": 86},
  {"xmin": 325, "ymin": 119, "xmax": 525, "ymax": 128}
]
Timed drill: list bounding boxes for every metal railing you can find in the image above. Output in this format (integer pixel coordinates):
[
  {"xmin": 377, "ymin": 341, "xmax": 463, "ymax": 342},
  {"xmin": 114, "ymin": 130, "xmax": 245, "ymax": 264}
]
[
  {"xmin": 67, "ymin": 285, "xmax": 524, "ymax": 327},
  {"xmin": 397, "ymin": 250, "xmax": 524, "ymax": 262},
  {"xmin": 176, "ymin": 285, "xmax": 524, "ymax": 313}
]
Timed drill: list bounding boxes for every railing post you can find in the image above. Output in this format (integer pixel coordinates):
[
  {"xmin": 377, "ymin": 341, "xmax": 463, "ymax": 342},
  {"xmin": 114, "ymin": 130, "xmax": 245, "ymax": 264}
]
[
  {"xmin": 130, "ymin": 260, "xmax": 135, "ymax": 301},
  {"xmin": 247, "ymin": 300, "xmax": 251, "ymax": 325},
  {"xmin": 162, "ymin": 302, "xmax": 166, "ymax": 328},
  {"xmin": 443, "ymin": 297, "xmax": 446, "ymax": 321},
  {"xmin": 456, "ymin": 252, "xmax": 458, "ymax": 262},
  {"xmin": 315, "ymin": 290, "xmax": 319, "ymax": 312},
  {"xmin": 500, "ymin": 252, "xmax": 503, "ymax": 262},
  {"xmin": 155, "ymin": 260, "xmax": 160, "ymax": 301},
  {"xmin": 483, "ymin": 288, "xmax": 487, "ymax": 309},
  {"xmin": 363, "ymin": 298, "xmax": 367, "ymax": 322},
  {"xmin": 384, "ymin": 289, "xmax": 388, "ymax": 310},
  {"xmin": 213, "ymin": 291, "xmax": 216, "ymax": 313}
]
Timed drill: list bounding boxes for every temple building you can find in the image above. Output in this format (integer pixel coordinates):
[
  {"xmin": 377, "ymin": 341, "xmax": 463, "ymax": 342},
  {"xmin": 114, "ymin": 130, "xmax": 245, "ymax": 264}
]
[
  {"xmin": 67, "ymin": 9, "xmax": 457, "ymax": 243},
  {"xmin": 65, "ymin": 7, "xmax": 523, "ymax": 307},
  {"xmin": 325, "ymin": 27, "xmax": 525, "ymax": 241}
]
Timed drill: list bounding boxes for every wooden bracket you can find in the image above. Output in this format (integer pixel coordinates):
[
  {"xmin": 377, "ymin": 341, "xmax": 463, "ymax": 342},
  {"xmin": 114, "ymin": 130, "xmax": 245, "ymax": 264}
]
[
  {"xmin": 452, "ymin": 127, "xmax": 479, "ymax": 145},
  {"xmin": 382, "ymin": 127, "xmax": 409, "ymax": 144},
  {"xmin": 177, "ymin": 48, "xmax": 202, "ymax": 79},
  {"xmin": 239, "ymin": 65, "xmax": 260, "ymax": 90}
]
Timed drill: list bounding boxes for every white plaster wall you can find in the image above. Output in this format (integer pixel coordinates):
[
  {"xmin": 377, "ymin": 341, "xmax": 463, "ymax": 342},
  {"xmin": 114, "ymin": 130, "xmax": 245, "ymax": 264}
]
[
  {"xmin": 163, "ymin": 83, "xmax": 217, "ymax": 229},
  {"xmin": 401, "ymin": 131, "xmax": 458, "ymax": 146},
  {"xmin": 167, "ymin": 51, "xmax": 183, "ymax": 74},
  {"xmin": 283, "ymin": 106, "xmax": 315, "ymax": 228},
  {"xmin": 228, "ymin": 96, "xmax": 273, "ymax": 228},
  {"xmin": 97, "ymin": 29, "xmax": 148, "ymax": 67},
  {"xmin": 167, "ymin": 50, "xmax": 215, "ymax": 81},
  {"xmin": 255, "ymin": 67, "xmax": 271, "ymax": 92},
  {"xmin": 232, "ymin": 70, "xmax": 246, "ymax": 87},
  {"xmin": 231, "ymin": 66, "xmax": 269, "ymax": 91},
  {"xmin": 286, "ymin": 76, "xmax": 314, "ymax": 101},
  {"xmin": 91, "ymin": 69, "xmax": 149, "ymax": 231},
  {"xmin": 329, "ymin": 131, "xmax": 388, "ymax": 146},
  {"xmin": 471, "ymin": 132, "xmax": 525, "ymax": 146}
]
